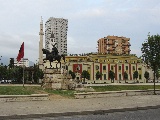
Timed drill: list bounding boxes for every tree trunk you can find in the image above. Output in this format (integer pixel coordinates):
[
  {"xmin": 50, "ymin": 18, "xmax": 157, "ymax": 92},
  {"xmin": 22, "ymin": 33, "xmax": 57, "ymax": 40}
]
[
  {"xmin": 83, "ymin": 78, "xmax": 85, "ymax": 84},
  {"xmin": 153, "ymin": 68, "xmax": 156, "ymax": 95}
]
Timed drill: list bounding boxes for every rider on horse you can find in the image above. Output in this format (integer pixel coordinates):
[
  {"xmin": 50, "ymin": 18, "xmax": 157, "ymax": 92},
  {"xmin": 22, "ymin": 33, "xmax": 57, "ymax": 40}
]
[
  {"xmin": 51, "ymin": 43, "xmax": 58, "ymax": 59},
  {"xmin": 42, "ymin": 43, "xmax": 65, "ymax": 68}
]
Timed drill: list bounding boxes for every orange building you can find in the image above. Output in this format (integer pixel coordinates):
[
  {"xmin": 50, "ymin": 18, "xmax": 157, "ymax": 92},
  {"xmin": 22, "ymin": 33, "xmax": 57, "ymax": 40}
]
[{"xmin": 97, "ymin": 36, "xmax": 131, "ymax": 55}]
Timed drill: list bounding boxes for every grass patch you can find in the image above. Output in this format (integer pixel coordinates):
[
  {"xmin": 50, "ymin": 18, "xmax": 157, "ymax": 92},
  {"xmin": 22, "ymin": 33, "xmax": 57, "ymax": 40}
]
[
  {"xmin": 0, "ymin": 86, "xmax": 42, "ymax": 95},
  {"xmin": 1, "ymin": 85, "xmax": 160, "ymax": 96},
  {"xmin": 90, "ymin": 85, "xmax": 160, "ymax": 92},
  {"xmin": 0, "ymin": 86, "xmax": 75, "ymax": 98},
  {"xmin": 45, "ymin": 89, "xmax": 75, "ymax": 98}
]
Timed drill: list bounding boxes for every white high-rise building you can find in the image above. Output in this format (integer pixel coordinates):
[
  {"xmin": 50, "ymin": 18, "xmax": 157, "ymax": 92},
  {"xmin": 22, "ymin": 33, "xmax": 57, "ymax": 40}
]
[
  {"xmin": 45, "ymin": 17, "xmax": 68, "ymax": 55},
  {"xmin": 14, "ymin": 58, "xmax": 29, "ymax": 67}
]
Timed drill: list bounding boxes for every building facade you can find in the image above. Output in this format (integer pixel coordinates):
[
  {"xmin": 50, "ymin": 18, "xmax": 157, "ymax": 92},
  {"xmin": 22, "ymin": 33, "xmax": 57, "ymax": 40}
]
[
  {"xmin": 14, "ymin": 58, "xmax": 29, "ymax": 67},
  {"xmin": 43, "ymin": 54, "xmax": 147, "ymax": 83},
  {"xmin": 45, "ymin": 17, "xmax": 68, "ymax": 55},
  {"xmin": 63, "ymin": 54, "xmax": 146, "ymax": 83},
  {"xmin": 97, "ymin": 36, "xmax": 131, "ymax": 55}
]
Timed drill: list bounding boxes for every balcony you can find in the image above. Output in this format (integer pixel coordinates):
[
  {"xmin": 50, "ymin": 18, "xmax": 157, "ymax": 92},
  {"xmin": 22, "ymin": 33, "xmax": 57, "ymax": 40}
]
[
  {"xmin": 106, "ymin": 42, "xmax": 114, "ymax": 45},
  {"xmin": 122, "ymin": 46, "xmax": 125, "ymax": 49},
  {"xmin": 122, "ymin": 43, "xmax": 131, "ymax": 46},
  {"xmin": 124, "ymin": 49, "xmax": 131, "ymax": 52},
  {"xmin": 107, "ymin": 48, "xmax": 115, "ymax": 51}
]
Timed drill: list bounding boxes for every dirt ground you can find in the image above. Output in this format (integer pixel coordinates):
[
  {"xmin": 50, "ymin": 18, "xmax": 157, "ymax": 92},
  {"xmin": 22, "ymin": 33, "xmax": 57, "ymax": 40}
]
[
  {"xmin": 35, "ymin": 90, "xmax": 68, "ymax": 100},
  {"xmin": 48, "ymin": 94, "xmax": 68, "ymax": 100}
]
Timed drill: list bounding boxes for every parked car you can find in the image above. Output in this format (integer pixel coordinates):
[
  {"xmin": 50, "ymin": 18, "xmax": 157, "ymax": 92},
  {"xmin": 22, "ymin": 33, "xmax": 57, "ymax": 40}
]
[
  {"xmin": 8, "ymin": 80, "xmax": 12, "ymax": 84},
  {"xmin": 12, "ymin": 80, "xmax": 18, "ymax": 84},
  {"xmin": 1, "ymin": 80, "xmax": 5, "ymax": 83}
]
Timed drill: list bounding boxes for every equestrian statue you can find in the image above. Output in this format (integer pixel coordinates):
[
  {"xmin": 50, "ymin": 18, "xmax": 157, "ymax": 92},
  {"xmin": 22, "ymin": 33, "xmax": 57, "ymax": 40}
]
[{"xmin": 42, "ymin": 43, "xmax": 65, "ymax": 69}]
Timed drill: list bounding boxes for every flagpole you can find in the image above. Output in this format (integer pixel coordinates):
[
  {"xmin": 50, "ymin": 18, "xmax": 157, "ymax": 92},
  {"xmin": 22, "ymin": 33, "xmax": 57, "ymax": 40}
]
[
  {"xmin": 23, "ymin": 57, "xmax": 24, "ymax": 87},
  {"xmin": 17, "ymin": 42, "xmax": 24, "ymax": 87}
]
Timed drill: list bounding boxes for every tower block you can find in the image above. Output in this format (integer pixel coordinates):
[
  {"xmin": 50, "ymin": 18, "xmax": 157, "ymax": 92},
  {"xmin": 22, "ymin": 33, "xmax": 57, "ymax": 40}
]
[{"xmin": 39, "ymin": 17, "xmax": 44, "ymax": 70}]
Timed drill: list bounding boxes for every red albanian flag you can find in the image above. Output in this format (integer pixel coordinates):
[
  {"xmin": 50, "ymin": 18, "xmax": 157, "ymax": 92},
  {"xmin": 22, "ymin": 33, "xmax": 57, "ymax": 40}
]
[{"xmin": 16, "ymin": 42, "xmax": 24, "ymax": 62}]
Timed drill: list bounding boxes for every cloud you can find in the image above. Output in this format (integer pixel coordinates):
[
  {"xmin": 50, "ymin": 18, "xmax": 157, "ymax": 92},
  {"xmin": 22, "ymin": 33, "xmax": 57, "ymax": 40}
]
[
  {"xmin": 0, "ymin": 0, "xmax": 160, "ymax": 64},
  {"xmin": 0, "ymin": 33, "xmax": 39, "ymax": 63},
  {"xmin": 130, "ymin": 49, "xmax": 142, "ymax": 57}
]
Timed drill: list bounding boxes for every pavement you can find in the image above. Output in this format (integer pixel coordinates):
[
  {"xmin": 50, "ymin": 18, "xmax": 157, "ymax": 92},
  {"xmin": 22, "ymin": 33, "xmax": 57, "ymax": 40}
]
[
  {"xmin": 84, "ymin": 83, "xmax": 160, "ymax": 86},
  {"xmin": 1, "ymin": 95, "xmax": 160, "ymax": 119}
]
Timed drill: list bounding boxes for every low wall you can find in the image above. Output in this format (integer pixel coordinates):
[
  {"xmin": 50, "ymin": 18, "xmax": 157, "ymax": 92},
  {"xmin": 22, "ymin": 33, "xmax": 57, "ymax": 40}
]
[
  {"xmin": 0, "ymin": 94, "xmax": 49, "ymax": 102},
  {"xmin": 74, "ymin": 90, "xmax": 160, "ymax": 99},
  {"xmin": 85, "ymin": 79, "xmax": 146, "ymax": 84}
]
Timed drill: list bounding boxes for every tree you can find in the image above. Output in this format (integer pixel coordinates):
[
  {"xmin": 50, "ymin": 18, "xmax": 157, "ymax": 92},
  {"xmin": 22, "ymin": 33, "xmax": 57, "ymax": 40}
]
[
  {"xmin": 123, "ymin": 71, "xmax": 128, "ymax": 83},
  {"xmin": 144, "ymin": 71, "xmax": 149, "ymax": 83},
  {"xmin": 96, "ymin": 71, "xmax": 103, "ymax": 80},
  {"xmin": 141, "ymin": 34, "xmax": 160, "ymax": 94},
  {"xmin": 33, "ymin": 65, "xmax": 44, "ymax": 83},
  {"xmin": 108, "ymin": 70, "xmax": 115, "ymax": 83},
  {"xmin": 0, "ymin": 65, "xmax": 7, "ymax": 80},
  {"xmin": 68, "ymin": 70, "xmax": 76, "ymax": 79},
  {"xmin": 14, "ymin": 66, "xmax": 23, "ymax": 83},
  {"xmin": 9, "ymin": 58, "xmax": 14, "ymax": 68},
  {"xmin": 6, "ymin": 68, "xmax": 14, "ymax": 80},
  {"xmin": 133, "ymin": 71, "xmax": 138, "ymax": 83},
  {"xmin": 156, "ymin": 71, "xmax": 159, "ymax": 80},
  {"xmin": 81, "ymin": 70, "xmax": 90, "ymax": 83}
]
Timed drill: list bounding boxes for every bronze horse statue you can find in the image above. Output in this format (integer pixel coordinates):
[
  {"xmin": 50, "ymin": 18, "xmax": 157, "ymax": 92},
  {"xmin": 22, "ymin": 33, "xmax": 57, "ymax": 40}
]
[{"xmin": 42, "ymin": 48, "xmax": 65, "ymax": 69}]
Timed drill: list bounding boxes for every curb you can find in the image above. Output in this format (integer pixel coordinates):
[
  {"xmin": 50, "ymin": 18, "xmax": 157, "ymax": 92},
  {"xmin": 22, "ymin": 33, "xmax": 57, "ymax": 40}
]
[
  {"xmin": 0, "ymin": 94, "xmax": 49, "ymax": 102},
  {"xmin": 74, "ymin": 90, "xmax": 160, "ymax": 99},
  {"xmin": 1, "ymin": 105, "xmax": 160, "ymax": 119}
]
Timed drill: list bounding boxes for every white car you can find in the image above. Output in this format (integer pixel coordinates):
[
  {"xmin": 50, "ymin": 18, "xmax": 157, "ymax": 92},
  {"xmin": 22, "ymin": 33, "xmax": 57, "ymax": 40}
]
[
  {"xmin": 1, "ymin": 80, "xmax": 5, "ymax": 83},
  {"xmin": 8, "ymin": 80, "xmax": 12, "ymax": 83}
]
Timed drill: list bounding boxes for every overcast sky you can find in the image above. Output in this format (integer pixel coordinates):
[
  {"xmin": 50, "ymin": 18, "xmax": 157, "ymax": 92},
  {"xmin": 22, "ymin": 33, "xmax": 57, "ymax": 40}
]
[{"xmin": 0, "ymin": 0, "xmax": 160, "ymax": 64}]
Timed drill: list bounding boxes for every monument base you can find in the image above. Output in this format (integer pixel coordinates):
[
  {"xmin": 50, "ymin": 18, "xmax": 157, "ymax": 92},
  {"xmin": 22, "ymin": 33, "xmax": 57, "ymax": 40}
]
[{"xmin": 42, "ymin": 68, "xmax": 77, "ymax": 90}]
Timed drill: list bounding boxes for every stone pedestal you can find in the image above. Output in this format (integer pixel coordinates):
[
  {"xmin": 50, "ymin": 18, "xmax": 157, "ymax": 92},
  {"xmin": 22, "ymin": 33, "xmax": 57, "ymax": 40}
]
[{"xmin": 42, "ymin": 68, "xmax": 73, "ymax": 90}]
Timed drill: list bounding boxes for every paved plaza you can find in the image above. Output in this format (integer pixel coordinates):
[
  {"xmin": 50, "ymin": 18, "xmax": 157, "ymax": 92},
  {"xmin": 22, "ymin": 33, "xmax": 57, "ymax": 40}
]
[{"xmin": 0, "ymin": 95, "xmax": 160, "ymax": 119}]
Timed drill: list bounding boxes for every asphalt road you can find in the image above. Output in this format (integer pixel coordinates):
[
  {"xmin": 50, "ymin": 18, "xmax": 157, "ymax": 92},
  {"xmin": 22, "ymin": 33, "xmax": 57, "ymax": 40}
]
[{"xmin": 9, "ymin": 108, "xmax": 160, "ymax": 120}]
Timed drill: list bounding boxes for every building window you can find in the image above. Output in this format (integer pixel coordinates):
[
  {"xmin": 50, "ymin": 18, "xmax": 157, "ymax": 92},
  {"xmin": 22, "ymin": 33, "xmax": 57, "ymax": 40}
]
[
  {"xmin": 139, "ymin": 74, "xmax": 141, "ymax": 79},
  {"xmin": 96, "ymin": 65, "xmax": 99, "ymax": 70},
  {"xmin": 119, "ymin": 74, "xmax": 121, "ymax": 80},
  {"xmin": 95, "ymin": 59, "xmax": 99, "ymax": 62},
  {"xmin": 138, "ymin": 68, "xmax": 141, "ymax": 70},
  {"xmin": 111, "ymin": 66, "xmax": 114, "ymax": 70},
  {"xmin": 65, "ymin": 65, "xmax": 68, "ymax": 70},
  {"xmin": 104, "ymin": 74, "xmax": 106, "ymax": 80},
  {"xmin": 119, "ymin": 66, "xmax": 121, "ymax": 70},
  {"xmin": 76, "ymin": 65, "xmax": 80, "ymax": 71},
  {"xmin": 126, "ymin": 66, "xmax": 128, "ymax": 70},
  {"xmin": 103, "ymin": 66, "xmax": 106, "ymax": 70},
  {"xmin": 133, "ymin": 66, "xmax": 135, "ymax": 70},
  {"xmin": 62, "ymin": 66, "xmax": 65, "ymax": 69}
]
